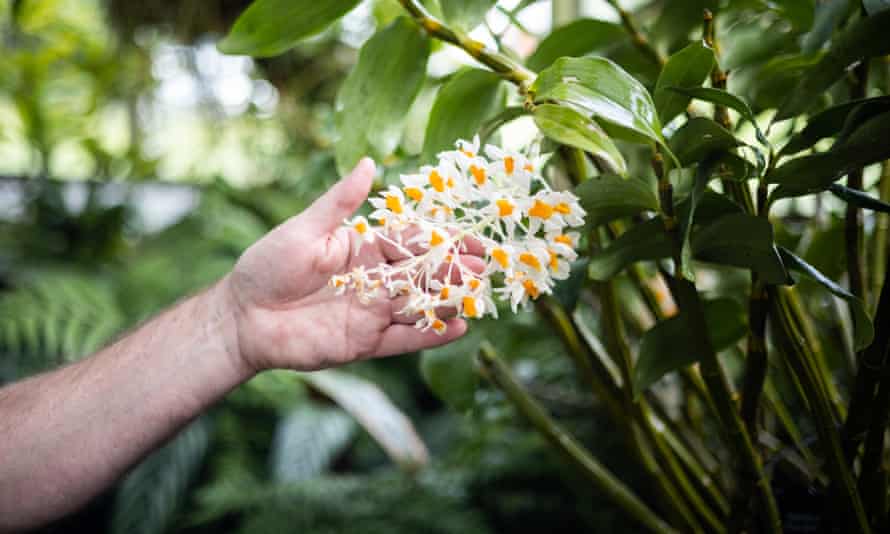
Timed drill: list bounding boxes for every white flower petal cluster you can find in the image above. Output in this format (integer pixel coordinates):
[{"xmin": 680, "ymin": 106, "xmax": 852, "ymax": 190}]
[{"xmin": 330, "ymin": 136, "xmax": 586, "ymax": 335}]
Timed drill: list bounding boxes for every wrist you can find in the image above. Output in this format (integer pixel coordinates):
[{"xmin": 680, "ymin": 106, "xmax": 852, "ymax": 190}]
[{"xmin": 207, "ymin": 274, "xmax": 258, "ymax": 382}]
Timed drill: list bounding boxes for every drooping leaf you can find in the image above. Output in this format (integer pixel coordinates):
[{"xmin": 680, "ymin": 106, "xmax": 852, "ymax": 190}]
[
  {"xmin": 420, "ymin": 328, "xmax": 482, "ymax": 412},
  {"xmin": 829, "ymin": 183, "xmax": 890, "ymax": 213},
  {"xmin": 634, "ymin": 298, "xmax": 747, "ymax": 397},
  {"xmin": 750, "ymin": 53, "xmax": 823, "ymax": 112},
  {"xmin": 777, "ymin": 9, "xmax": 890, "ymax": 120},
  {"xmin": 721, "ymin": 19, "xmax": 795, "ymax": 71},
  {"xmin": 218, "ymin": 0, "xmax": 362, "ymax": 57},
  {"xmin": 780, "ymin": 96, "xmax": 890, "ymax": 156},
  {"xmin": 653, "ymin": 41, "xmax": 715, "ymax": 124},
  {"xmin": 301, "ymin": 370, "xmax": 429, "ymax": 469},
  {"xmin": 669, "ymin": 117, "xmax": 743, "ymax": 167},
  {"xmin": 864, "ymin": 0, "xmax": 890, "ymax": 14},
  {"xmin": 667, "ymin": 86, "xmax": 768, "ymax": 145},
  {"xmin": 270, "ymin": 404, "xmax": 356, "ymax": 483},
  {"xmin": 588, "ymin": 219, "xmax": 672, "ymax": 281},
  {"xmin": 769, "ymin": 110, "xmax": 890, "ymax": 198},
  {"xmin": 335, "ymin": 17, "xmax": 430, "ymax": 175},
  {"xmin": 533, "ymin": 103, "xmax": 627, "ymax": 175},
  {"xmin": 423, "ymin": 68, "xmax": 503, "ymax": 163},
  {"xmin": 575, "ymin": 173, "xmax": 659, "ymax": 227},
  {"xmin": 690, "ymin": 213, "xmax": 790, "ymax": 284},
  {"xmin": 531, "ymin": 56, "xmax": 665, "ymax": 148},
  {"xmin": 679, "ymin": 156, "xmax": 720, "ymax": 281},
  {"xmin": 527, "ymin": 19, "xmax": 625, "ymax": 71},
  {"xmin": 440, "ymin": 0, "xmax": 496, "ymax": 31},
  {"xmin": 112, "ymin": 419, "xmax": 211, "ymax": 534},
  {"xmin": 778, "ymin": 247, "xmax": 875, "ymax": 350}
]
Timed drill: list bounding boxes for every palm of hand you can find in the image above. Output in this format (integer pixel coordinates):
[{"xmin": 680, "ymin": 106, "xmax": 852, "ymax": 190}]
[{"xmin": 227, "ymin": 159, "xmax": 468, "ymax": 373}]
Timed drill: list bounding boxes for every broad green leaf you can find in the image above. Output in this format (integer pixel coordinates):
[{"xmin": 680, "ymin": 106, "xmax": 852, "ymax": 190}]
[
  {"xmin": 302, "ymin": 370, "xmax": 429, "ymax": 469},
  {"xmin": 654, "ymin": 41, "xmax": 715, "ymax": 124},
  {"xmin": 588, "ymin": 219, "xmax": 671, "ymax": 281},
  {"xmin": 676, "ymin": 189, "xmax": 744, "ymax": 223},
  {"xmin": 864, "ymin": 0, "xmax": 890, "ymax": 14},
  {"xmin": 479, "ymin": 106, "xmax": 526, "ymax": 143},
  {"xmin": 770, "ymin": 110, "xmax": 890, "ymax": 198},
  {"xmin": 634, "ymin": 298, "xmax": 746, "ymax": 397},
  {"xmin": 772, "ymin": 0, "xmax": 816, "ymax": 31},
  {"xmin": 750, "ymin": 54, "xmax": 823, "ymax": 112},
  {"xmin": 778, "ymin": 247, "xmax": 874, "ymax": 350},
  {"xmin": 420, "ymin": 329, "xmax": 481, "ymax": 412},
  {"xmin": 422, "ymin": 68, "xmax": 503, "ymax": 163},
  {"xmin": 801, "ymin": 0, "xmax": 850, "ymax": 54},
  {"xmin": 721, "ymin": 19, "xmax": 795, "ymax": 71},
  {"xmin": 575, "ymin": 173, "xmax": 659, "ymax": 226},
  {"xmin": 440, "ymin": 0, "xmax": 496, "ymax": 31},
  {"xmin": 531, "ymin": 57, "xmax": 665, "ymax": 148},
  {"xmin": 679, "ymin": 156, "xmax": 720, "ymax": 281},
  {"xmin": 777, "ymin": 9, "xmax": 890, "ymax": 120},
  {"xmin": 652, "ymin": 0, "xmax": 718, "ymax": 51},
  {"xmin": 780, "ymin": 96, "xmax": 890, "ymax": 156},
  {"xmin": 271, "ymin": 405, "xmax": 356, "ymax": 482},
  {"xmin": 669, "ymin": 117, "xmax": 742, "ymax": 167},
  {"xmin": 691, "ymin": 213, "xmax": 790, "ymax": 284},
  {"xmin": 667, "ymin": 86, "xmax": 768, "ymax": 145},
  {"xmin": 218, "ymin": 0, "xmax": 361, "ymax": 57},
  {"xmin": 533, "ymin": 103, "xmax": 627, "ymax": 176},
  {"xmin": 527, "ymin": 19, "xmax": 625, "ymax": 71},
  {"xmin": 829, "ymin": 183, "xmax": 890, "ymax": 213},
  {"xmin": 112, "ymin": 419, "xmax": 210, "ymax": 534},
  {"xmin": 335, "ymin": 17, "xmax": 430, "ymax": 175}
]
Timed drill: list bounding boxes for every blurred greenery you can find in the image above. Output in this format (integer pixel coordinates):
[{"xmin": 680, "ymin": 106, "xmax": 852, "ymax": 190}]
[{"xmin": 3, "ymin": 0, "xmax": 890, "ymax": 532}]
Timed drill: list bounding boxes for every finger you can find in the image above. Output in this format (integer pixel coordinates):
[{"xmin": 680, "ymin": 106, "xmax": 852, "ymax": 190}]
[
  {"xmin": 297, "ymin": 158, "xmax": 376, "ymax": 238},
  {"xmin": 370, "ymin": 319, "xmax": 468, "ymax": 357}
]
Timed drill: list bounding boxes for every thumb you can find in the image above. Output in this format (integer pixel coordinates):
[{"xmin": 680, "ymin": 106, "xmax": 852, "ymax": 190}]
[{"xmin": 301, "ymin": 158, "xmax": 376, "ymax": 237}]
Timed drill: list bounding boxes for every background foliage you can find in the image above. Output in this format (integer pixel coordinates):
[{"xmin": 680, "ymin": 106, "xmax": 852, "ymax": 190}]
[{"xmin": 3, "ymin": 0, "xmax": 890, "ymax": 533}]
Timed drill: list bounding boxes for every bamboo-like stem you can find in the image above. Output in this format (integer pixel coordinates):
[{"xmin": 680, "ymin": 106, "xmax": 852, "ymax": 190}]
[
  {"xmin": 477, "ymin": 343, "xmax": 680, "ymax": 534},
  {"xmin": 859, "ymin": 368, "xmax": 890, "ymax": 525},
  {"xmin": 653, "ymin": 149, "xmax": 783, "ymax": 532},
  {"xmin": 605, "ymin": 0, "xmax": 665, "ymax": 68},
  {"xmin": 740, "ymin": 280, "xmax": 769, "ymax": 434},
  {"xmin": 397, "ymin": 0, "xmax": 535, "ymax": 87},
  {"xmin": 770, "ymin": 287, "xmax": 873, "ymax": 533},
  {"xmin": 871, "ymin": 161, "xmax": 890, "ymax": 313},
  {"xmin": 845, "ymin": 60, "xmax": 869, "ymax": 304}
]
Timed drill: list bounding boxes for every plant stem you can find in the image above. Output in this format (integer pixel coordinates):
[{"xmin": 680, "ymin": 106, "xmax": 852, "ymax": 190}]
[
  {"xmin": 740, "ymin": 280, "xmax": 769, "ymax": 434},
  {"xmin": 846, "ymin": 60, "xmax": 869, "ymax": 304},
  {"xmin": 397, "ymin": 0, "xmax": 535, "ymax": 87},
  {"xmin": 477, "ymin": 343, "xmax": 680, "ymax": 534},
  {"xmin": 770, "ymin": 287, "xmax": 873, "ymax": 533},
  {"xmin": 605, "ymin": 0, "xmax": 665, "ymax": 68},
  {"xmin": 871, "ymin": 161, "xmax": 890, "ymax": 313}
]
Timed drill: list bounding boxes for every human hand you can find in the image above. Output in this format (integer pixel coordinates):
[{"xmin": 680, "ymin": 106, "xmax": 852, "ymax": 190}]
[{"xmin": 222, "ymin": 158, "xmax": 482, "ymax": 373}]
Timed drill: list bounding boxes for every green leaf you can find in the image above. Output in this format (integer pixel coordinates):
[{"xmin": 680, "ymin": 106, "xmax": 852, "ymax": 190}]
[
  {"xmin": 527, "ymin": 19, "xmax": 624, "ymax": 71},
  {"xmin": 653, "ymin": 41, "xmax": 715, "ymax": 124},
  {"xmin": 335, "ymin": 17, "xmax": 430, "ymax": 175},
  {"xmin": 478, "ymin": 106, "xmax": 526, "ymax": 144},
  {"xmin": 533, "ymin": 103, "xmax": 627, "ymax": 175},
  {"xmin": 772, "ymin": 0, "xmax": 815, "ymax": 31},
  {"xmin": 440, "ymin": 0, "xmax": 496, "ymax": 31},
  {"xmin": 864, "ymin": 0, "xmax": 890, "ymax": 14},
  {"xmin": 780, "ymin": 96, "xmax": 890, "ymax": 156},
  {"xmin": 422, "ymin": 69, "xmax": 503, "ymax": 163},
  {"xmin": 634, "ymin": 298, "xmax": 746, "ymax": 397},
  {"xmin": 829, "ymin": 183, "xmax": 890, "ymax": 213},
  {"xmin": 575, "ymin": 173, "xmax": 659, "ymax": 227},
  {"xmin": 721, "ymin": 19, "xmax": 795, "ymax": 71},
  {"xmin": 553, "ymin": 259, "xmax": 590, "ymax": 311},
  {"xmin": 588, "ymin": 219, "xmax": 672, "ymax": 281},
  {"xmin": 777, "ymin": 9, "xmax": 890, "ymax": 120},
  {"xmin": 218, "ymin": 0, "xmax": 362, "ymax": 57},
  {"xmin": 769, "ymin": 110, "xmax": 890, "ymax": 198},
  {"xmin": 301, "ymin": 370, "xmax": 429, "ymax": 469},
  {"xmin": 690, "ymin": 213, "xmax": 790, "ymax": 284},
  {"xmin": 669, "ymin": 117, "xmax": 743, "ymax": 167},
  {"xmin": 679, "ymin": 156, "xmax": 720, "ymax": 281},
  {"xmin": 778, "ymin": 247, "xmax": 875, "ymax": 350},
  {"xmin": 270, "ymin": 404, "xmax": 356, "ymax": 483},
  {"xmin": 420, "ymin": 329, "xmax": 481, "ymax": 412},
  {"xmin": 652, "ymin": 0, "xmax": 718, "ymax": 51},
  {"xmin": 531, "ymin": 56, "xmax": 665, "ymax": 148},
  {"xmin": 801, "ymin": 0, "xmax": 850, "ymax": 54},
  {"xmin": 112, "ymin": 419, "xmax": 210, "ymax": 534},
  {"xmin": 667, "ymin": 86, "xmax": 768, "ymax": 145}
]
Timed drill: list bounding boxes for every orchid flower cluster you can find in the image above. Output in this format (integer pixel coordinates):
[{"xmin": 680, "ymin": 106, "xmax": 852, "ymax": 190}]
[{"xmin": 329, "ymin": 136, "xmax": 586, "ymax": 335}]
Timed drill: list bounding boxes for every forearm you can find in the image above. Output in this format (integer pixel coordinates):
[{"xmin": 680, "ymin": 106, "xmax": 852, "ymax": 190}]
[{"xmin": 0, "ymin": 277, "xmax": 253, "ymax": 531}]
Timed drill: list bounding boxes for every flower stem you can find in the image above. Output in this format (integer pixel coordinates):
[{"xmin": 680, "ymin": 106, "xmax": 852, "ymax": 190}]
[
  {"xmin": 396, "ymin": 0, "xmax": 535, "ymax": 88},
  {"xmin": 477, "ymin": 343, "xmax": 680, "ymax": 534}
]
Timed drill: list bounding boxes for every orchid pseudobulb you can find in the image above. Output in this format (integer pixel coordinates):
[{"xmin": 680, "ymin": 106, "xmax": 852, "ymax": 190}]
[{"xmin": 329, "ymin": 136, "xmax": 586, "ymax": 335}]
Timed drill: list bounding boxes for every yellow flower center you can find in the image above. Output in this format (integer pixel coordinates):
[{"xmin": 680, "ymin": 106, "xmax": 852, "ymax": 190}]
[
  {"xmin": 439, "ymin": 286, "xmax": 450, "ymax": 299},
  {"xmin": 554, "ymin": 202, "xmax": 571, "ymax": 214},
  {"xmin": 462, "ymin": 296, "xmax": 478, "ymax": 318},
  {"xmin": 496, "ymin": 199, "xmax": 514, "ymax": 217},
  {"xmin": 491, "ymin": 248, "xmax": 510, "ymax": 269},
  {"xmin": 522, "ymin": 279, "xmax": 540, "ymax": 299},
  {"xmin": 432, "ymin": 319, "xmax": 446, "ymax": 332},
  {"xmin": 429, "ymin": 170, "xmax": 445, "ymax": 192},
  {"xmin": 354, "ymin": 221, "xmax": 368, "ymax": 234},
  {"xmin": 504, "ymin": 156, "xmax": 515, "ymax": 175},
  {"xmin": 554, "ymin": 234, "xmax": 573, "ymax": 246},
  {"xmin": 519, "ymin": 252, "xmax": 542, "ymax": 271},
  {"xmin": 404, "ymin": 187, "xmax": 424, "ymax": 202},
  {"xmin": 470, "ymin": 165, "xmax": 486, "ymax": 185},
  {"xmin": 461, "ymin": 149, "xmax": 475, "ymax": 158},
  {"xmin": 548, "ymin": 249, "xmax": 559, "ymax": 269},
  {"xmin": 468, "ymin": 278, "xmax": 481, "ymax": 290},
  {"xmin": 524, "ymin": 163, "xmax": 534, "ymax": 172},
  {"xmin": 446, "ymin": 176, "xmax": 455, "ymax": 188},
  {"xmin": 385, "ymin": 194, "xmax": 403, "ymax": 214},
  {"xmin": 528, "ymin": 200, "xmax": 554, "ymax": 219},
  {"xmin": 430, "ymin": 230, "xmax": 445, "ymax": 247}
]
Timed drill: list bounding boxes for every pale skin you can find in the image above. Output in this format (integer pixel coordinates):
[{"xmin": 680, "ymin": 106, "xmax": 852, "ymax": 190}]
[{"xmin": 0, "ymin": 158, "xmax": 483, "ymax": 532}]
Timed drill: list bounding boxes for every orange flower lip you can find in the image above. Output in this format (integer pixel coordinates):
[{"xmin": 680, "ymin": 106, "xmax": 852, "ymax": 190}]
[{"xmin": 528, "ymin": 200, "xmax": 554, "ymax": 219}]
